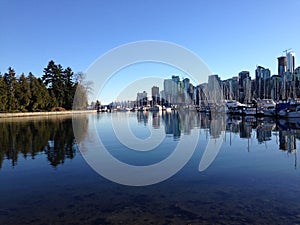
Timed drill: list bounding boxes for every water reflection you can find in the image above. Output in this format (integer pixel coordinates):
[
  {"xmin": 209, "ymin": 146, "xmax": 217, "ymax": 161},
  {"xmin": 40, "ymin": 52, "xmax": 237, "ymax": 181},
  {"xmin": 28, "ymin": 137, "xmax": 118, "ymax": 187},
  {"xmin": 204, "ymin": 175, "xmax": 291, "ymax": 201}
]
[
  {"xmin": 137, "ymin": 111, "xmax": 149, "ymax": 125},
  {"xmin": 0, "ymin": 112, "xmax": 299, "ymax": 168},
  {"xmin": 136, "ymin": 111, "xmax": 300, "ymax": 159},
  {"xmin": 0, "ymin": 115, "xmax": 88, "ymax": 168}
]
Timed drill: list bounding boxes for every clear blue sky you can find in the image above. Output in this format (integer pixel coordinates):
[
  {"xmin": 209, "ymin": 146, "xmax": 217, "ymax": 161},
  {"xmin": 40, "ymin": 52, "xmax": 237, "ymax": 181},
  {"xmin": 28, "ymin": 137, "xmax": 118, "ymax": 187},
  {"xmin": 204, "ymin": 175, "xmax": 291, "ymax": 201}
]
[{"xmin": 1, "ymin": 0, "xmax": 300, "ymax": 103}]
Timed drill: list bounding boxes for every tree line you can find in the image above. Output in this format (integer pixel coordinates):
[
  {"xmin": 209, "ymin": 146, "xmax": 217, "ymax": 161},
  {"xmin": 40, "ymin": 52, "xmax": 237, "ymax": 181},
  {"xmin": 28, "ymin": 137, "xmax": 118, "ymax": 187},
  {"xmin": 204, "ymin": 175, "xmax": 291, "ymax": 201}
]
[{"xmin": 0, "ymin": 60, "xmax": 90, "ymax": 112}]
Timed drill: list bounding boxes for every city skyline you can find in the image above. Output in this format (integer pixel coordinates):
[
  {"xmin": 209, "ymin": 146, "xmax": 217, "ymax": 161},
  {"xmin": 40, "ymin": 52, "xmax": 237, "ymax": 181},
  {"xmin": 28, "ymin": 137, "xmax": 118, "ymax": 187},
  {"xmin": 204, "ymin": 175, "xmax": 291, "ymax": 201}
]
[
  {"xmin": 1, "ymin": 0, "xmax": 300, "ymax": 104},
  {"xmin": 108, "ymin": 49, "xmax": 299, "ymax": 105}
]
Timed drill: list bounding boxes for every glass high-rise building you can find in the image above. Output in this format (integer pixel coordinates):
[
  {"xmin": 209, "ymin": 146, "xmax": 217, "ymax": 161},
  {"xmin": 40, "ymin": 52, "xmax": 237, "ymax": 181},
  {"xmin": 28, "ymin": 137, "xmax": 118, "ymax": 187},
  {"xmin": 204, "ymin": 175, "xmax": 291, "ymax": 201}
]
[
  {"xmin": 277, "ymin": 56, "xmax": 287, "ymax": 76},
  {"xmin": 286, "ymin": 51, "xmax": 295, "ymax": 73}
]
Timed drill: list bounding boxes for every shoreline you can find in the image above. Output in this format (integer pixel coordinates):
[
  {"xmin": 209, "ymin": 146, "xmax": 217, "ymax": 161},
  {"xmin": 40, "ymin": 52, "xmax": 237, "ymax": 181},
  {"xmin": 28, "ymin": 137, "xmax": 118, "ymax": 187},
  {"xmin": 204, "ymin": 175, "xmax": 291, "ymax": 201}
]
[{"xmin": 0, "ymin": 110, "xmax": 97, "ymax": 118}]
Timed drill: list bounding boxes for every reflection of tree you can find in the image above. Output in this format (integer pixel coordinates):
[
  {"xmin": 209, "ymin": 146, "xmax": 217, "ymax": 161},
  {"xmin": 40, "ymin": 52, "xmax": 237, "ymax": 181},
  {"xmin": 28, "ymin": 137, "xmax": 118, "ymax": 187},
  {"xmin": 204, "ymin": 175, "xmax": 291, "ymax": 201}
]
[
  {"xmin": 0, "ymin": 116, "xmax": 88, "ymax": 168},
  {"xmin": 44, "ymin": 120, "xmax": 75, "ymax": 166}
]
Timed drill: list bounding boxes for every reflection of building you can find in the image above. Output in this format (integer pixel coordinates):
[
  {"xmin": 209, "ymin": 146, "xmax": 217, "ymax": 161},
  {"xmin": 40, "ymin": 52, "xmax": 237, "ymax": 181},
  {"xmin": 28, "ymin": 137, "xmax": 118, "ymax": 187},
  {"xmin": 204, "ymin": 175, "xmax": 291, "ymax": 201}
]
[
  {"xmin": 162, "ymin": 112, "xmax": 181, "ymax": 139},
  {"xmin": 152, "ymin": 112, "xmax": 160, "ymax": 129},
  {"xmin": 239, "ymin": 123, "xmax": 252, "ymax": 139},
  {"xmin": 209, "ymin": 117, "xmax": 224, "ymax": 138},
  {"xmin": 178, "ymin": 111, "xmax": 196, "ymax": 135},
  {"xmin": 279, "ymin": 130, "xmax": 296, "ymax": 152},
  {"xmin": 137, "ymin": 111, "xmax": 149, "ymax": 125},
  {"xmin": 256, "ymin": 125, "xmax": 272, "ymax": 143}
]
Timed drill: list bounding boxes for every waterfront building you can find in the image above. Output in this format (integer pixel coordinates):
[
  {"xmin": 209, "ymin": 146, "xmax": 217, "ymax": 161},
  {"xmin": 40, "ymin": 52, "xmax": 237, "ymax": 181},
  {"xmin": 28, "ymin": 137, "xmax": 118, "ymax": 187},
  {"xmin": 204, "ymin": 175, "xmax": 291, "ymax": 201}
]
[
  {"xmin": 208, "ymin": 75, "xmax": 222, "ymax": 104},
  {"xmin": 294, "ymin": 67, "xmax": 300, "ymax": 98},
  {"xmin": 189, "ymin": 84, "xmax": 195, "ymax": 105},
  {"xmin": 163, "ymin": 79, "xmax": 172, "ymax": 105},
  {"xmin": 222, "ymin": 80, "xmax": 230, "ymax": 100},
  {"xmin": 278, "ymin": 56, "xmax": 287, "ymax": 76},
  {"xmin": 287, "ymin": 51, "xmax": 295, "ymax": 73},
  {"xmin": 238, "ymin": 71, "xmax": 250, "ymax": 103},
  {"xmin": 232, "ymin": 77, "xmax": 239, "ymax": 100},
  {"xmin": 151, "ymin": 86, "xmax": 160, "ymax": 106},
  {"xmin": 171, "ymin": 75, "xmax": 180, "ymax": 104},
  {"xmin": 270, "ymin": 75, "xmax": 282, "ymax": 101},
  {"xmin": 180, "ymin": 78, "xmax": 195, "ymax": 105},
  {"xmin": 183, "ymin": 78, "xmax": 191, "ymax": 104},
  {"xmin": 136, "ymin": 91, "xmax": 148, "ymax": 106},
  {"xmin": 295, "ymin": 66, "xmax": 300, "ymax": 75},
  {"xmin": 160, "ymin": 90, "xmax": 166, "ymax": 106},
  {"xmin": 163, "ymin": 76, "xmax": 181, "ymax": 105},
  {"xmin": 255, "ymin": 66, "xmax": 271, "ymax": 99},
  {"xmin": 196, "ymin": 83, "xmax": 208, "ymax": 106},
  {"xmin": 243, "ymin": 76, "xmax": 252, "ymax": 103}
]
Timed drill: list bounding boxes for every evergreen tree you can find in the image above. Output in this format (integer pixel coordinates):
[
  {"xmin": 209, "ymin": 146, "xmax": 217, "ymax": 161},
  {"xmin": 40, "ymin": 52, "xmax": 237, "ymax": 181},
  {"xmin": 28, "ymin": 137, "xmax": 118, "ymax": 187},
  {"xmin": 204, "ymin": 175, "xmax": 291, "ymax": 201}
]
[
  {"xmin": 3, "ymin": 67, "xmax": 18, "ymax": 112},
  {"xmin": 28, "ymin": 73, "xmax": 51, "ymax": 111},
  {"xmin": 0, "ymin": 74, "xmax": 8, "ymax": 112},
  {"xmin": 62, "ymin": 67, "xmax": 75, "ymax": 109},
  {"xmin": 0, "ymin": 62, "xmax": 91, "ymax": 112},
  {"xmin": 42, "ymin": 60, "xmax": 76, "ymax": 110},
  {"xmin": 15, "ymin": 73, "xmax": 31, "ymax": 111}
]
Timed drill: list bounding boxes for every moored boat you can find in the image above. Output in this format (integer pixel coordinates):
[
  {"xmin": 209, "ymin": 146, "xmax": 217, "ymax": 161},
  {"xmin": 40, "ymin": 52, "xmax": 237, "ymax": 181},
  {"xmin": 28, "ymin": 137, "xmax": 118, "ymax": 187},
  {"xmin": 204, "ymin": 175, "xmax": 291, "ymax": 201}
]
[{"xmin": 279, "ymin": 105, "xmax": 300, "ymax": 118}]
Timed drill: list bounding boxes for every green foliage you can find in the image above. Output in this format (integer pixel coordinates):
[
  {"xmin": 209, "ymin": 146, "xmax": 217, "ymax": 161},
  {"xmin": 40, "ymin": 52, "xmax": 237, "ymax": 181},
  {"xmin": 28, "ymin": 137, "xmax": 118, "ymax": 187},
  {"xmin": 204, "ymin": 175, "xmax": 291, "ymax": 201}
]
[
  {"xmin": 3, "ymin": 67, "xmax": 18, "ymax": 111},
  {"xmin": 0, "ymin": 61, "xmax": 90, "ymax": 112},
  {"xmin": 28, "ymin": 73, "xmax": 51, "ymax": 111},
  {"xmin": 15, "ymin": 73, "xmax": 31, "ymax": 111},
  {"xmin": 0, "ymin": 74, "xmax": 8, "ymax": 112},
  {"xmin": 42, "ymin": 61, "xmax": 76, "ymax": 110}
]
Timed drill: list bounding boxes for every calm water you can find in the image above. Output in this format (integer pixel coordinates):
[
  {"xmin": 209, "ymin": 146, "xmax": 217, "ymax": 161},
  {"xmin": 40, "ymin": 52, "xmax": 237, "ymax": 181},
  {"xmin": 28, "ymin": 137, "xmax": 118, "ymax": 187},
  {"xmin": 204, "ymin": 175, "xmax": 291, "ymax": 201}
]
[{"xmin": 0, "ymin": 112, "xmax": 300, "ymax": 224}]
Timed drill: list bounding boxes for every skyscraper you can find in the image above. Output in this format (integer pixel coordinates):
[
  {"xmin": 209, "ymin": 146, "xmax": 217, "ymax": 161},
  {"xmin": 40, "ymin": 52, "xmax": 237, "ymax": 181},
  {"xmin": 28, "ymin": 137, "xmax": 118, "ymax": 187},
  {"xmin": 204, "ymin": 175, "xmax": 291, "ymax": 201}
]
[
  {"xmin": 277, "ymin": 56, "xmax": 287, "ymax": 76},
  {"xmin": 136, "ymin": 91, "xmax": 147, "ymax": 106},
  {"xmin": 255, "ymin": 66, "xmax": 271, "ymax": 99},
  {"xmin": 286, "ymin": 51, "xmax": 295, "ymax": 73},
  {"xmin": 208, "ymin": 74, "xmax": 221, "ymax": 103},
  {"xmin": 238, "ymin": 71, "xmax": 250, "ymax": 103},
  {"xmin": 163, "ymin": 79, "xmax": 172, "ymax": 105},
  {"xmin": 183, "ymin": 78, "xmax": 190, "ymax": 104},
  {"xmin": 151, "ymin": 86, "xmax": 159, "ymax": 106}
]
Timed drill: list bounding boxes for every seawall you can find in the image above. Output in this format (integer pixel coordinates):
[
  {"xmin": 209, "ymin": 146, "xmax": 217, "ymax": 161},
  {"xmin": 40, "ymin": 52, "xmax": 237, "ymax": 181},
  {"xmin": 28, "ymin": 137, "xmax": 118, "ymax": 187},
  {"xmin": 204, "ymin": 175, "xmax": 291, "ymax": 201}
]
[{"xmin": 0, "ymin": 110, "xmax": 97, "ymax": 118}]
